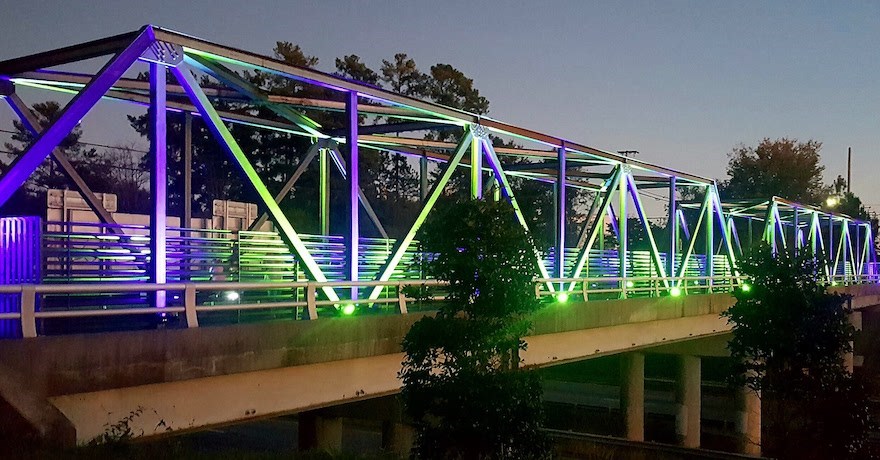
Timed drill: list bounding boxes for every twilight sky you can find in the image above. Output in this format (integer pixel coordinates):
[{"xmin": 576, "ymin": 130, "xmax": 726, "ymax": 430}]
[{"xmin": 2, "ymin": 1, "xmax": 880, "ymax": 212}]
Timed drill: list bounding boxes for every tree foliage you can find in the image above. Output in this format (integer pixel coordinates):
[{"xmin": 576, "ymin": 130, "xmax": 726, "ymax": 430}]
[
  {"xmin": 400, "ymin": 199, "xmax": 550, "ymax": 459},
  {"xmin": 722, "ymin": 245, "xmax": 871, "ymax": 459},
  {"xmin": 721, "ymin": 138, "xmax": 829, "ymax": 204}
]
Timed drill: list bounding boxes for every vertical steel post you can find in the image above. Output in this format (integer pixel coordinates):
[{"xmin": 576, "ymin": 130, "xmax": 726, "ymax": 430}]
[
  {"xmin": 555, "ymin": 142, "xmax": 566, "ymax": 287},
  {"xmin": 619, "ymin": 170, "xmax": 628, "ymax": 297},
  {"xmin": 705, "ymin": 191, "xmax": 714, "ymax": 289},
  {"xmin": 319, "ymin": 148, "xmax": 330, "ymax": 235},
  {"xmin": 419, "ymin": 152, "xmax": 428, "ymax": 202},
  {"xmin": 470, "ymin": 133, "xmax": 482, "ymax": 199},
  {"xmin": 182, "ymin": 112, "xmax": 193, "ymax": 230},
  {"xmin": 345, "ymin": 92, "xmax": 359, "ymax": 300},
  {"xmin": 668, "ymin": 176, "xmax": 677, "ymax": 285},
  {"xmin": 149, "ymin": 62, "xmax": 167, "ymax": 309},
  {"xmin": 793, "ymin": 207, "xmax": 799, "ymax": 254},
  {"xmin": 828, "ymin": 216, "xmax": 835, "ymax": 278}
]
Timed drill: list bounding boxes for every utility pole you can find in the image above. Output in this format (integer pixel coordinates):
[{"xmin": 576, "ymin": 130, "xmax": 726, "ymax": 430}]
[{"xmin": 847, "ymin": 147, "xmax": 852, "ymax": 193}]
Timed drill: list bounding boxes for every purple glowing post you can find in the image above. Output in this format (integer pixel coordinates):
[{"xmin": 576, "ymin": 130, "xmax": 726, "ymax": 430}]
[
  {"xmin": 0, "ymin": 28, "xmax": 153, "ymax": 207},
  {"xmin": 149, "ymin": 62, "xmax": 167, "ymax": 309},
  {"xmin": 668, "ymin": 176, "xmax": 677, "ymax": 282},
  {"xmin": 346, "ymin": 91, "xmax": 359, "ymax": 302},
  {"xmin": 555, "ymin": 142, "xmax": 566, "ymax": 290}
]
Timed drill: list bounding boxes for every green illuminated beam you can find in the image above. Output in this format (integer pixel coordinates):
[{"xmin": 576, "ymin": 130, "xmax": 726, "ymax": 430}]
[
  {"xmin": 626, "ymin": 174, "xmax": 669, "ymax": 287},
  {"xmin": 481, "ymin": 138, "xmax": 554, "ymax": 288},
  {"xmin": 710, "ymin": 191, "xmax": 739, "ymax": 278},
  {"xmin": 185, "ymin": 54, "xmax": 324, "ymax": 136},
  {"xmin": 568, "ymin": 166, "xmax": 622, "ymax": 286},
  {"xmin": 676, "ymin": 189, "xmax": 711, "ymax": 282},
  {"xmin": 366, "ymin": 131, "xmax": 473, "ymax": 301},
  {"xmin": 319, "ymin": 148, "xmax": 330, "ymax": 235},
  {"xmin": 170, "ymin": 63, "xmax": 339, "ymax": 302}
]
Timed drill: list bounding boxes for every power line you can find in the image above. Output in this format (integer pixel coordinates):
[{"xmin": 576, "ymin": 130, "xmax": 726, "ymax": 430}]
[{"xmin": 0, "ymin": 128, "xmax": 149, "ymax": 154}]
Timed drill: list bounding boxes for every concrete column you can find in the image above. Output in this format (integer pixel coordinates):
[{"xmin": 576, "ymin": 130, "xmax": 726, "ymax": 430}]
[
  {"xmin": 620, "ymin": 352, "xmax": 645, "ymax": 441},
  {"xmin": 735, "ymin": 387, "xmax": 761, "ymax": 456},
  {"xmin": 674, "ymin": 355, "xmax": 701, "ymax": 448},
  {"xmin": 845, "ymin": 310, "xmax": 863, "ymax": 372},
  {"xmin": 382, "ymin": 421, "xmax": 414, "ymax": 457},
  {"xmin": 298, "ymin": 411, "xmax": 342, "ymax": 452}
]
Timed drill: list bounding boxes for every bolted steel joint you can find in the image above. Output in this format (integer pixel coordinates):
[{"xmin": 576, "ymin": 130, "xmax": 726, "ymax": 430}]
[
  {"xmin": 470, "ymin": 123, "xmax": 489, "ymax": 139},
  {"xmin": 622, "ymin": 165, "xmax": 633, "ymax": 175},
  {"xmin": 140, "ymin": 41, "xmax": 184, "ymax": 67}
]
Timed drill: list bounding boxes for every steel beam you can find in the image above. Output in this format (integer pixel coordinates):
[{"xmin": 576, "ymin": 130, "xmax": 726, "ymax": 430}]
[
  {"xmin": 619, "ymin": 170, "xmax": 628, "ymax": 297},
  {"xmin": 366, "ymin": 132, "xmax": 473, "ymax": 301},
  {"xmin": 0, "ymin": 30, "xmax": 141, "ymax": 75},
  {"xmin": 327, "ymin": 147, "xmax": 389, "ymax": 240},
  {"xmin": 626, "ymin": 174, "xmax": 669, "ymax": 286},
  {"xmin": 149, "ymin": 62, "xmax": 167, "ymax": 309},
  {"xmin": 569, "ymin": 167, "xmax": 622, "ymax": 283},
  {"xmin": 470, "ymin": 134, "xmax": 483, "ymax": 199},
  {"xmin": 668, "ymin": 176, "xmax": 677, "ymax": 282},
  {"xmin": 170, "ymin": 63, "xmax": 338, "ymax": 302},
  {"xmin": 0, "ymin": 28, "xmax": 153, "ymax": 207},
  {"xmin": 346, "ymin": 92, "xmax": 359, "ymax": 301},
  {"xmin": 555, "ymin": 143, "xmax": 566, "ymax": 284},
  {"xmin": 249, "ymin": 142, "xmax": 321, "ymax": 232},
  {"xmin": 182, "ymin": 112, "xmax": 193, "ymax": 229},
  {"xmin": 481, "ymin": 138, "xmax": 553, "ymax": 285},
  {"xmin": 3, "ymin": 91, "xmax": 122, "ymax": 233},
  {"xmin": 185, "ymin": 54, "xmax": 322, "ymax": 136}
]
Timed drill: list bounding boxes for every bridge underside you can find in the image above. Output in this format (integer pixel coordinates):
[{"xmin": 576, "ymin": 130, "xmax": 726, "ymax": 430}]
[{"xmin": 0, "ymin": 291, "xmax": 737, "ymax": 444}]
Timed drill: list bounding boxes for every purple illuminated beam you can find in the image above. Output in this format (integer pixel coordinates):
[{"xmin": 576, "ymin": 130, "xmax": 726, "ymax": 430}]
[
  {"xmin": 3, "ymin": 91, "xmax": 123, "ymax": 233},
  {"xmin": 0, "ymin": 28, "xmax": 155, "ymax": 207},
  {"xmin": 149, "ymin": 62, "xmax": 167, "ymax": 309}
]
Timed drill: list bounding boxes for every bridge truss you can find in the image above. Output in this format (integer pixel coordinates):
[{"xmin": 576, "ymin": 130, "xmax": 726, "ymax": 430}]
[{"xmin": 0, "ymin": 25, "xmax": 873, "ymax": 325}]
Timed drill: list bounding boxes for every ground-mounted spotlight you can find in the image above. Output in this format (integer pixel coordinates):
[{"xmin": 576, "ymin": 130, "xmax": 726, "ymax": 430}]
[
  {"xmin": 741, "ymin": 283, "xmax": 751, "ymax": 293},
  {"xmin": 625, "ymin": 280, "xmax": 634, "ymax": 288},
  {"xmin": 556, "ymin": 292, "xmax": 569, "ymax": 303},
  {"xmin": 342, "ymin": 303, "xmax": 356, "ymax": 315},
  {"xmin": 670, "ymin": 287, "xmax": 682, "ymax": 297},
  {"xmin": 225, "ymin": 291, "xmax": 240, "ymax": 301}
]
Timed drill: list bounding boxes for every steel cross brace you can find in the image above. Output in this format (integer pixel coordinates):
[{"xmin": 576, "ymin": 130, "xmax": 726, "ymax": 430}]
[
  {"xmin": 1, "ymin": 90, "xmax": 123, "ymax": 233},
  {"xmin": 568, "ymin": 166, "xmax": 622, "ymax": 286},
  {"xmin": 480, "ymin": 136, "xmax": 554, "ymax": 286},
  {"xmin": 170, "ymin": 63, "xmax": 339, "ymax": 302},
  {"xmin": 0, "ymin": 27, "xmax": 155, "ymax": 207},
  {"xmin": 365, "ymin": 131, "xmax": 474, "ymax": 301}
]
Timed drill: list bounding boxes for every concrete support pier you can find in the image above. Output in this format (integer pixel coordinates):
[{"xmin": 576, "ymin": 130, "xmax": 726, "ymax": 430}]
[
  {"xmin": 674, "ymin": 355, "xmax": 701, "ymax": 448},
  {"xmin": 735, "ymin": 387, "xmax": 761, "ymax": 455},
  {"xmin": 382, "ymin": 421, "xmax": 415, "ymax": 457},
  {"xmin": 845, "ymin": 310, "xmax": 863, "ymax": 373},
  {"xmin": 620, "ymin": 352, "xmax": 645, "ymax": 441},
  {"xmin": 298, "ymin": 411, "xmax": 342, "ymax": 452}
]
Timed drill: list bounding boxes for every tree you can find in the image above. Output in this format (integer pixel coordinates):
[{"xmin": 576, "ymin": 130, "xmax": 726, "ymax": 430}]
[
  {"xmin": 722, "ymin": 245, "xmax": 871, "ymax": 459},
  {"xmin": 335, "ymin": 55, "xmax": 380, "ymax": 86},
  {"xmin": 721, "ymin": 138, "xmax": 829, "ymax": 204},
  {"xmin": 400, "ymin": 199, "xmax": 550, "ymax": 459}
]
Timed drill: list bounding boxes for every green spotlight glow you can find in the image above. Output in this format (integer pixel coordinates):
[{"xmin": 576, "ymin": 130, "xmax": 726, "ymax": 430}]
[
  {"xmin": 556, "ymin": 292, "xmax": 570, "ymax": 303},
  {"xmin": 626, "ymin": 280, "xmax": 634, "ymax": 288},
  {"xmin": 342, "ymin": 304, "xmax": 356, "ymax": 315},
  {"xmin": 831, "ymin": 281, "xmax": 838, "ymax": 286},
  {"xmin": 741, "ymin": 283, "xmax": 751, "ymax": 292},
  {"xmin": 670, "ymin": 287, "xmax": 682, "ymax": 297}
]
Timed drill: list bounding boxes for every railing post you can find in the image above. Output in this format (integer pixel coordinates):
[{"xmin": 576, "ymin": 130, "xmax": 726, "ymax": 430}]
[
  {"xmin": 20, "ymin": 285, "xmax": 36, "ymax": 338},
  {"xmin": 184, "ymin": 285, "xmax": 198, "ymax": 328},
  {"xmin": 397, "ymin": 282, "xmax": 408, "ymax": 314},
  {"xmin": 306, "ymin": 283, "xmax": 318, "ymax": 320}
]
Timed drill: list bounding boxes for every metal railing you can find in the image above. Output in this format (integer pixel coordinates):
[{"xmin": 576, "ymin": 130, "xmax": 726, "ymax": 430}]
[{"xmin": 0, "ymin": 273, "xmax": 876, "ymax": 338}]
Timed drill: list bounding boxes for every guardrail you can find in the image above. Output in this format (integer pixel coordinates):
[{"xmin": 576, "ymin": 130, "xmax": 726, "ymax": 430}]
[{"xmin": 0, "ymin": 273, "xmax": 875, "ymax": 338}]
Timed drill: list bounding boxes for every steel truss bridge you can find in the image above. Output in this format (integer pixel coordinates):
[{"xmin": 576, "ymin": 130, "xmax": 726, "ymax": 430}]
[{"xmin": 0, "ymin": 25, "xmax": 876, "ymax": 338}]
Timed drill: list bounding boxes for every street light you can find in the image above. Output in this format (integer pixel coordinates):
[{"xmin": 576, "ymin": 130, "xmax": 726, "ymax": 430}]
[{"xmin": 826, "ymin": 196, "xmax": 840, "ymax": 208}]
